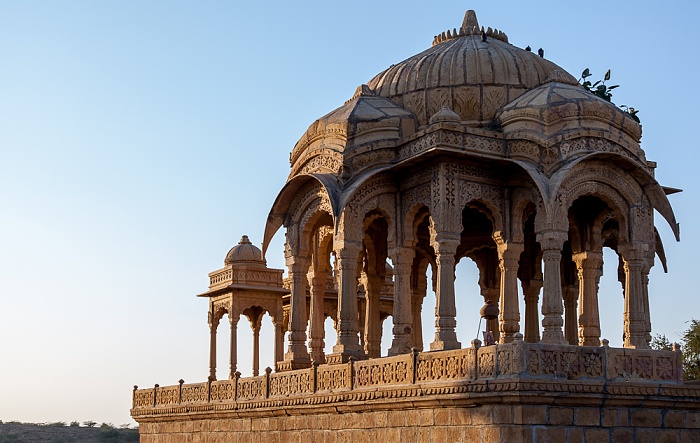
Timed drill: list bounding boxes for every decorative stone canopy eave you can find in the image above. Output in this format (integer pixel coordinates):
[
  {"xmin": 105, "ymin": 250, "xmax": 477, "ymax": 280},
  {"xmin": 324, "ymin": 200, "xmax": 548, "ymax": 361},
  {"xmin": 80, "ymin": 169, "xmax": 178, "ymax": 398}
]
[{"xmin": 262, "ymin": 173, "xmax": 342, "ymax": 257}]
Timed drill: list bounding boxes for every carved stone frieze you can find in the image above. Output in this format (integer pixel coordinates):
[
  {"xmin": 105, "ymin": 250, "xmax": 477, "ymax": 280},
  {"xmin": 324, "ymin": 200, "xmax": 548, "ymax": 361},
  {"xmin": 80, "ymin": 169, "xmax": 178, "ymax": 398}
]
[{"xmin": 295, "ymin": 153, "xmax": 343, "ymax": 177}]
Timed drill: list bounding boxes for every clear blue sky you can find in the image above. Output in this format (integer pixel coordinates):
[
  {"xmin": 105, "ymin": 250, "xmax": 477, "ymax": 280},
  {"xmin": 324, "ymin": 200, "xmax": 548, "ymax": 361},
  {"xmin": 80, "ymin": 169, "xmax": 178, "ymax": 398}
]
[{"xmin": 1, "ymin": 1, "xmax": 698, "ymax": 426}]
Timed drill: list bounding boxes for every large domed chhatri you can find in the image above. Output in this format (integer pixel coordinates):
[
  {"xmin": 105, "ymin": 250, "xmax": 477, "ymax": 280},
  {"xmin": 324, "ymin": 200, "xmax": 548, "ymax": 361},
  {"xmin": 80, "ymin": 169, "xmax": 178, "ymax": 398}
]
[
  {"xmin": 132, "ymin": 9, "xmax": 696, "ymax": 443},
  {"xmin": 267, "ymin": 6, "xmax": 680, "ymax": 371}
]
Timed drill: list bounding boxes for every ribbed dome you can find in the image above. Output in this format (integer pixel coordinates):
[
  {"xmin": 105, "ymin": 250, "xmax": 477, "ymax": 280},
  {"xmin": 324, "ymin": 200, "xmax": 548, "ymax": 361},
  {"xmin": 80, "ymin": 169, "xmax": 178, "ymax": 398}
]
[
  {"xmin": 367, "ymin": 10, "xmax": 577, "ymax": 127},
  {"xmin": 225, "ymin": 235, "xmax": 264, "ymax": 265}
]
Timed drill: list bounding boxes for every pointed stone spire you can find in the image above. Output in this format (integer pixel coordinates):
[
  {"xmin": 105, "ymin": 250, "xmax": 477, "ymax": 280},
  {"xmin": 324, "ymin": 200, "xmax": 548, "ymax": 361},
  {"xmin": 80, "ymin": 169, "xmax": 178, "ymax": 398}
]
[{"xmin": 462, "ymin": 10, "xmax": 479, "ymax": 31}]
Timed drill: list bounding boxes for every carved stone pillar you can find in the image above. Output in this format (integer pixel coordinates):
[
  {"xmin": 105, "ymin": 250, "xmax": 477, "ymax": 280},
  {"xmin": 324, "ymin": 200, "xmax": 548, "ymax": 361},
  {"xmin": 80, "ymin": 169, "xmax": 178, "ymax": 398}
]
[
  {"xmin": 621, "ymin": 244, "xmax": 649, "ymax": 349},
  {"xmin": 364, "ymin": 273, "xmax": 382, "ymax": 358},
  {"xmin": 274, "ymin": 319, "xmax": 284, "ymax": 371},
  {"xmin": 496, "ymin": 241, "xmax": 524, "ymax": 343},
  {"xmin": 389, "ymin": 246, "xmax": 415, "ymax": 355},
  {"xmin": 229, "ymin": 314, "xmax": 239, "ymax": 379},
  {"xmin": 251, "ymin": 314, "xmax": 262, "ymax": 377},
  {"xmin": 412, "ymin": 272, "xmax": 427, "ymax": 351},
  {"xmin": 537, "ymin": 231, "xmax": 567, "ymax": 344},
  {"xmin": 430, "ymin": 236, "xmax": 461, "ymax": 351},
  {"xmin": 481, "ymin": 287, "xmax": 500, "ymax": 342},
  {"xmin": 562, "ymin": 284, "xmax": 579, "ymax": 345},
  {"xmin": 642, "ymin": 257, "xmax": 654, "ymax": 345},
  {"xmin": 308, "ymin": 271, "xmax": 327, "ymax": 363},
  {"xmin": 208, "ymin": 313, "xmax": 219, "ymax": 381},
  {"xmin": 523, "ymin": 278, "xmax": 542, "ymax": 343},
  {"xmin": 573, "ymin": 251, "xmax": 603, "ymax": 346},
  {"xmin": 283, "ymin": 255, "xmax": 311, "ymax": 368},
  {"xmin": 331, "ymin": 242, "xmax": 364, "ymax": 360}
]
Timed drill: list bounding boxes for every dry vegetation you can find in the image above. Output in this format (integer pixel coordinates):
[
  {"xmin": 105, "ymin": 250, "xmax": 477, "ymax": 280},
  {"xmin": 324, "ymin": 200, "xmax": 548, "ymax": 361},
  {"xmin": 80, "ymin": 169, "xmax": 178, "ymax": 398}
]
[{"xmin": 0, "ymin": 422, "xmax": 138, "ymax": 443}]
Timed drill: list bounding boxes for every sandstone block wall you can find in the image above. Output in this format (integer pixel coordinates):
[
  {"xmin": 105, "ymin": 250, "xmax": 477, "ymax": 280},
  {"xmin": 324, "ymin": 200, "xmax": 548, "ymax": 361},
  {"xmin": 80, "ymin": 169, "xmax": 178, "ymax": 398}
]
[{"xmin": 138, "ymin": 404, "xmax": 700, "ymax": 443}]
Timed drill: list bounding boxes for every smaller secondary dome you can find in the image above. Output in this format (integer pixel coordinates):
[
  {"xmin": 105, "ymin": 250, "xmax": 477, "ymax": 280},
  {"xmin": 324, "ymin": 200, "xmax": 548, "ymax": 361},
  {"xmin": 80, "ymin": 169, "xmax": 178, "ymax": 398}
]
[
  {"xmin": 430, "ymin": 105, "xmax": 461, "ymax": 124},
  {"xmin": 225, "ymin": 235, "xmax": 264, "ymax": 265}
]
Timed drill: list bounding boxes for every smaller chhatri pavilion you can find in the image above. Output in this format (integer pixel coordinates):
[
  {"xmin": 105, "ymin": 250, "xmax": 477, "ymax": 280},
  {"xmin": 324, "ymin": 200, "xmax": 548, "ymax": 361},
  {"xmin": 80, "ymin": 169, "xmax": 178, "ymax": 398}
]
[{"xmin": 132, "ymin": 10, "xmax": 700, "ymax": 443}]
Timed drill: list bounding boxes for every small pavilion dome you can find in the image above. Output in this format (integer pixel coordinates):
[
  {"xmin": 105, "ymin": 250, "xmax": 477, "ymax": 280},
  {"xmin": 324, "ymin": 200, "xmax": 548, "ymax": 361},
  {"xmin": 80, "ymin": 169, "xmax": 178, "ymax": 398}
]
[
  {"xmin": 225, "ymin": 235, "xmax": 265, "ymax": 265},
  {"xmin": 496, "ymin": 75, "xmax": 642, "ymax": 145}
]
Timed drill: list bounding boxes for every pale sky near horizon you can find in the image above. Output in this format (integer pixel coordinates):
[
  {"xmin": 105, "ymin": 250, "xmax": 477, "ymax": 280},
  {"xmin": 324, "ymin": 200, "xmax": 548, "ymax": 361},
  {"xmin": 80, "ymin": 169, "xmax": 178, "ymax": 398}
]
[{"xmin": 1, "ymin": 1, "xmax": 698, "ymax": 426}]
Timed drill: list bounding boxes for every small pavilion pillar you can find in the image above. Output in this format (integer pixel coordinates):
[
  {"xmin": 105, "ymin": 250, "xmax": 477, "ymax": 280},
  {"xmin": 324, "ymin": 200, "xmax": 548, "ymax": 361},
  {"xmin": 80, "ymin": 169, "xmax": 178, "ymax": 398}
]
[
  {"xmin": 389, "ymin": 246, "xmax": 415, "ymax": 355},
  {"xmin": 573, "ymin": 251, "xmax": 603, "ymax": 346},
  {"xmin": 537, "ymin": 230, "xmax": 567, "ymax": 344},
  {"xmin": 274, "ymin": 318, "xmax": 284, "ymax": 370},
  {"xmin": 208, "ymin": 312, "xmax": 219, "ymax": 381},
  {"xmin": 430, "ymin": 235, "xmax": 461, "ymax": 351},
  {"xmin": 229, "ymin": 314, "xmax": 239, "ymax": 378},
  {"xmin": 250, "ymin": 312, "xmax": 262, "ymax": 377}
]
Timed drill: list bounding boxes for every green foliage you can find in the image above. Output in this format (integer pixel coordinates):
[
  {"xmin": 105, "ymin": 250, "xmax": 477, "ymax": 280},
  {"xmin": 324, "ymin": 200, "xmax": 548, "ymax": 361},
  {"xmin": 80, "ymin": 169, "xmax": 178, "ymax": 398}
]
[
  {"xmin": 69, "ymin": 421, "xmax": 80, "ymax": 427},
  {"xmin": 580, "ymin": 68, "xmax": 619, "ymax": 102},
  {"xmin": 48, "ymin": 421, "xmax": 67, "ymax": 427},
  {"xmin": 579, "ymin": 68, "xmax": 639, "ymax": 123},
  {"xmin": 650, "ymin": 334, "xmax": 673, "ymax": 351},
  {"xmin": 682, "ymin": 319, "xmax": 700, "ymax": 381},
  {"xmin": 83, "ymin": 420, "xmax": 97, "ymax": 428},
  {"xmin": 619, "ymin": 105, "xmax": 640, "ymax": 123}
]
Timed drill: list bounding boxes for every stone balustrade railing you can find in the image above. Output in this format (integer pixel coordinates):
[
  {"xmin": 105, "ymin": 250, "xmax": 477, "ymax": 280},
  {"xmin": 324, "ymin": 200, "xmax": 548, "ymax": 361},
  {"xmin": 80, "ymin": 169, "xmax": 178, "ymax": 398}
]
[
  {"xmin": 132, "ymin": 339, "xmax": 683, "ymax": 411},
  {"xmin": 209, "ymin": 269, "xmax": 233, "ymax": 287}
]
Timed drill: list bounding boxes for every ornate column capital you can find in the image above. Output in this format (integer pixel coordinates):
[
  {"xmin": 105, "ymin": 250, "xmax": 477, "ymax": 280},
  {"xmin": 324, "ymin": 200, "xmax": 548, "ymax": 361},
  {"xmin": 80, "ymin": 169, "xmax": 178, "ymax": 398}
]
[
  {"xmin": 536, "ymin": 230, "xmax": 568, "ymax": 251},
  {"xmin": 572, "ymin": 250, "xmax": 603, "ymax": 273},
  {"xmin": 430, "ymin": 232, "xmax": 460, "ymax": 257}
]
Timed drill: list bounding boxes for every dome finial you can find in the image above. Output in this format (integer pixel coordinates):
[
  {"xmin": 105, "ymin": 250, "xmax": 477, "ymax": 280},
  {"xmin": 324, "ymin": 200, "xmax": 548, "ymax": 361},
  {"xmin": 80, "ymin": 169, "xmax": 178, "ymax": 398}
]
[{"xmin": 462, "ymin": 10, "xmax": 479, "ymax": 31}]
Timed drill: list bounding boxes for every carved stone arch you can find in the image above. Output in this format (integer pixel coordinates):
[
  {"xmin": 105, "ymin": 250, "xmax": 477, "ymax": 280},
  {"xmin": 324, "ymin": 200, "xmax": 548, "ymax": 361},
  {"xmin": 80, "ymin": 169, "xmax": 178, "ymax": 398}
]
[
  {"xmin": 568, "ymin": 210, "xmax": 583, "ymax": 252},
  {"xmin": 313, "ymin": 226, "xmax": 335, "ymax": 274},
  {"xmin": 560, "ymin": 160, "xmax": 643, "ymax": 204},
  {"xmin": 457, "ymin": 181, "xmax": 504, "ymax": 234},
  {"xmin": 236, "ymin": 299, "xmax": 280, "ymax": 325},
  {"xmin": 402, "ymin": 203, "xmax": 430, "ymax": 248},
  {"xmin": 462, "ymin": 198, "xmax": 501, "ymax": 239},
  {"xmin": 297, "ymin": 201, "xmax": 334, "ymax": 258},
  {"xmin": 559, "ymin": 182, "xmax": 630, "ymax": 245},
  {"xmin": 282, "ymin": 180, "xmax": 334, "ymax": 256},
  {"xmin": 510, "ymin": 187, "xmax": 540, "ymax": 243},
  {"xmin": 211, "ymin": 299, "xmax": 232, "ymax": 325},
  {"xmin": 591, "ymin": 207, "xmax": 618, "ymax": 251}
]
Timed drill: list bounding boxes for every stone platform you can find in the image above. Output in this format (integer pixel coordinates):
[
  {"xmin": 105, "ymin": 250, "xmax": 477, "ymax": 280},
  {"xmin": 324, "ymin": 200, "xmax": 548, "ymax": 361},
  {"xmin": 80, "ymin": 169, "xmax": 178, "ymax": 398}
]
[{"xmin": 131, "ymin": 340, "xmax": 700, "ymax": 442}]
